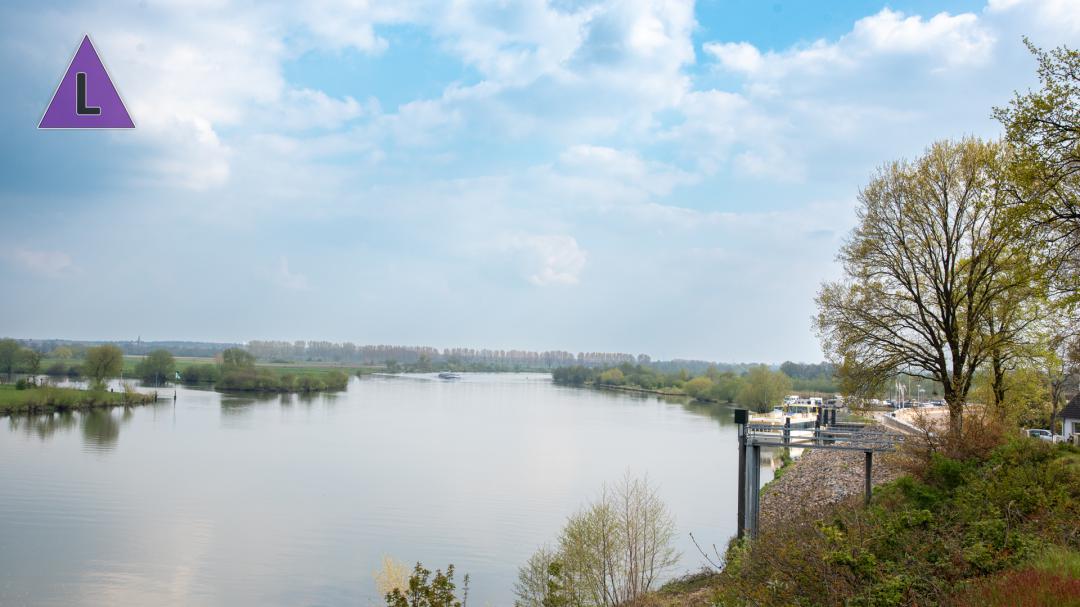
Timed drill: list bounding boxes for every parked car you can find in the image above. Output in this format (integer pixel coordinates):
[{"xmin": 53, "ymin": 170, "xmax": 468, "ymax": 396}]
[{"xmin": 1027, "ymin": 429, "xmax": 1056, "ymax": 442}]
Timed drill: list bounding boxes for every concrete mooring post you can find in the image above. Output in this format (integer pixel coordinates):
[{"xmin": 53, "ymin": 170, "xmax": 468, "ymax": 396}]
[
  {"xmin": 733, "ymin": 408, "xmax": 761, "ymax": 539},
  {"xmin": 745, "ymin": 441, "xmax": 761, "ymax": 538},
  {"xmin": 735, "ymin": 408, "xmax": 747, "ymax": 539}
]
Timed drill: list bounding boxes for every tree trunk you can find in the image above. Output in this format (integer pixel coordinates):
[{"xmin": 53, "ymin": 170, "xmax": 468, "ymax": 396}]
[
  {"xmin": 947, "ymin": 398, "xmax": 963, "ymax": 442},
  {"xmin": 944, "ymin": 378, "xmax": 964, "ymax": 442},
  {"xmin": 991, "ymin": 354, "xmax": 1007, "ymax": 418}
]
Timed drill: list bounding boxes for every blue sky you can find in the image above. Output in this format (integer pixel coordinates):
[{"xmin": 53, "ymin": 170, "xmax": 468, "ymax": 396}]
[{"xmin": 0, "ymin": 0, "xmax": 1077, "ymax": 362}]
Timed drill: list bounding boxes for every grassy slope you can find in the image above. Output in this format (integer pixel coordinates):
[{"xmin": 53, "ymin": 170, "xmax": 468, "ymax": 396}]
[{"xmin": 651, "ymin": 439, "xmax": 1080, "ymax": 607}]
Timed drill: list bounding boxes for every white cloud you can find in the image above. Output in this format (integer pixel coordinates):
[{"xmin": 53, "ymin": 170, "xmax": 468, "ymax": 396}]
[
  {"xmin": 505, "ymin": 234, "xmax": 587, "ymax": 286},
  {"xmin": 702, "ymin": 41, "xmax": 762, "ymax": 74},
  {"xmin": 6, "ymin": 248, "xmax": 73, "ymax": 276},
  {"xmin": 271, "ymin": 257, "xmax": 309, "ymax": 291},
  {"xmin": 708, "ymin": 8, "xmax": 995, "ymax": 81},
  {"xmin": 988, "ymin": 0, "xmax": 1080, "ymax": 33},
  {"xmin": 851, "ymin": 9, "xmax": 995, "ymax": 66},
  {"xmin": 556, "ymin": 145, "xmax": 696, "ymax": 196}
]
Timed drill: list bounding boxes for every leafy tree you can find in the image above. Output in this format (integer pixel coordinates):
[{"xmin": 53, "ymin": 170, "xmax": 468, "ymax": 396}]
[
  {"xmin": 736, "ymin": 365, "xmax": 792, "ymax": 413},
  {"xmin": 518, "ymin": 474, "xmax": 678, "ymax": 607},
  {"xmin": 541, "ymin": 562, "xmax": 571, "ymax": 607},
  {"xmin": 49, "ymin": 346, "xmax": 74, "ymax": 360},
  {"xmin": 385, "ymin": 563, "xmax": 468, "ymax": 607},
  {"xmin": 514, "ymin": 546, "xmax": 559, "ymax": 607},
  {"xmin": 19, "ymin": 348, "xmax": 42, "ymax": 377},
  {"xmin": 135, "ymin": 349, "xmax": 176, "ymax": 385},
  {"xmin": 0, "ymin": 338, "xmax": 19, "ymax": 380},
  {"xmin": 83, "ymin": 345, "xmax": 124, "ymax": 387},
  {"xmin": 709, "ymin": 372, "xmax": 744, "ymax": 403},
  {"xmin": 1041, "ymin": 327, "xmax": 1080, "ymax": 433},
  {"xmin": 597, "ymin": 368, "xmax": 624, "ymax": 386},
  {"xmin": 220, "ymin": 348, "xmax": 255, "ymax": 370},
  {"xmin": 995, "ymin": 41, "xmax": 1080, "ymax": 300},
  {"xmin": 180, "ymin": 363, "xmax": 222, "ymax": 384},
  {"xmin": 683, "ymin": 376, "xmax": 714, "ymax": 400},
  {"xmin": 815, "ymin": 139, "xmax": 1028, "ymax": 439},
  {"xmin": 416, "ymin": 353, "xmax": 433, "ymax": 373}
]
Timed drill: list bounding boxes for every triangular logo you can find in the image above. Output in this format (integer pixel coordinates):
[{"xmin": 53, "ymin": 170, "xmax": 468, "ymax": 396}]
[{"xmin": 39, "ymin": 35, "xmax": 134, "ymax": 129}]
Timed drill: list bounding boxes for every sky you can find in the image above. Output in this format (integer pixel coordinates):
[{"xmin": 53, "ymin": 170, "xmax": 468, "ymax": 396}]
[{"xmin": 0, "ymin": 0, "xmax": 1077, "ymax": 363}]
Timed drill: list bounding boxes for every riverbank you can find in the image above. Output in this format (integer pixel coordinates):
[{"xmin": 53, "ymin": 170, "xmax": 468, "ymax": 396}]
[
  {"xmin": 0, "ymin": 384, "xmax": 157, "ymax": 416},
  {"xmin": 594, "ymin": 383, "xmax": 688, "ymax": 398},
  {"xmin": 758, "ymin": 445, "xmax": 903, "ymax": 528},
  {"xmin": 646, "ymin": 435, "xmax": 1080, "ymax": 606}
]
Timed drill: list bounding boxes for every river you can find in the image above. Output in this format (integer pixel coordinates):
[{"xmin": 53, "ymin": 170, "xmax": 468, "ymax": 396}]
[{"xmin": 0, "ymin": 373, "xmax": 780, "ymax": 606}]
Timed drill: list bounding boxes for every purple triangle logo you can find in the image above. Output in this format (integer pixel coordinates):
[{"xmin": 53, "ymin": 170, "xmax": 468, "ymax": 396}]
[{"xmin": 39, "ymin": 35, "xmax": 134, "ymax": 129}]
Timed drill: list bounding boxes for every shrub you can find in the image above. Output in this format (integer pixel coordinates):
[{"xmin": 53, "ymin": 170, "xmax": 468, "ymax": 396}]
[
  {"xmin": 949, "ymin": 568, "xmax": 1080, "ymax": 606},
  {"xmin": 713, "ymin": 439, "xmax": 1080, "ymax": 607},
  {"xmin": 375, "ymin": 556, "xmax": 410, "ymax": 598},
  {"xmin": 517, "ymin": 474, "xmax": 678, "ymax": 607},
  {"xmin": 385, "ymin": 562, "xmax": 468, "ymax": 607},
  {"xmin": 181, "ymin": 364, "xmax": 222, "ymax": 384},
  {"xmin": 597, "ymin": 368, "xmax": 625, "ymax": 386},
  {"xmin": 134, "ymin": 349, "xmax": 176, "ymax": 385},
  {"xmin": 683, "ymin": 376, "xmax": 714, "ymax": 400}
]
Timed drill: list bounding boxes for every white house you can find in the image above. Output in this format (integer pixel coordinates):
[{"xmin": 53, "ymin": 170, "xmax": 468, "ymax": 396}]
[{"xmin": 1062, "ymin": 394, "xmax": 1080, "ymax": 441}]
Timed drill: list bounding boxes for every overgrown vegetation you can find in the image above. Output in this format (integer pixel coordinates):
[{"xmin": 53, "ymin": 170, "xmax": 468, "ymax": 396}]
[
  {"xmin": 133, "ymin": 349, "xmax": 176, "ymax": 385},
  {"xmin": 384, "ymin": 562, "xmax": 469, "ymax": 607},
  {"xmin": 0, "ymin": 383, "xmax": 155, "ymax": 415},
  {"xmin": 707, "ymin": 433, "xmax": 1080, "ymax": 607},
  {"xmin": 212, "ymin": 348, "xmax": 349, "ymax": 393},
  {"xmin": 515, "ymin": 474, "xmax": 679, "ymax": 607}
]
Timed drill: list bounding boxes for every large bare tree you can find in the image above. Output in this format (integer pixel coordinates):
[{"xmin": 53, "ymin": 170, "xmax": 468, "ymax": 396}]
[{"xmin": 815, "ymin": 139, "xmax": 1029, "ymax": 438}]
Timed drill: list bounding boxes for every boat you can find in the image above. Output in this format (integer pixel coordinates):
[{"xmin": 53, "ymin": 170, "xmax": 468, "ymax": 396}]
[{"xmin": 438, "ymin": 372, "xmax": 461, "ymax": 380}]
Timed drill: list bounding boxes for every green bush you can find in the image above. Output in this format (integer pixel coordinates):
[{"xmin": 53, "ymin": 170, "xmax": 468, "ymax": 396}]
[
  {"xmin": 180, "ymin": 364, "xmax": 222, "ymax": 384},
  {"xmin": 385, "ymin": 562, "xmax": 468, "ymax": 607},
  {"xmin": 714, "ymin": 439, "xmax": 1080, "ymax": 607}
]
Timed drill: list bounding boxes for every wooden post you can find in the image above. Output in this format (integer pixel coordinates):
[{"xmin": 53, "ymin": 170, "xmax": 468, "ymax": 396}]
[
  {"xmin": 864, "ymin": 451, "xmax": 873, "ymax": 506},
  {"xmin": 783, "ymin": 416, "xmax": 791, "ymax": 443}
]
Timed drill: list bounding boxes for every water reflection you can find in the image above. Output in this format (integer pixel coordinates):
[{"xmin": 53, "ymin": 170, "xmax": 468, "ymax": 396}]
[
  {"xmin": 81, "ymin": 409, "xmax": 126, "ymax": 452},
  {"xmin": 1, "ymin": 374, "xmax": 776, "ymax": 606},
  {"xmin": 6, "ymin": 408, "xmax": 140, "ymax": 452},
  {"xmin": 8, "ymin": 410, "xmax": 79, "ymax": 440}
]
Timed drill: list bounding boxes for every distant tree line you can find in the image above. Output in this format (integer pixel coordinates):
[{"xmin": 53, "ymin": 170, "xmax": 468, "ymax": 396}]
[
  {"xmin": 553, "ymin": 361, "xmax": 828, "ymax": 412},
  {"xmin": 12, "ymin": 339, "xmax": 239, "ymax": 358},
  {"xmin": 246, "ymin": 340, "xmax": 646, "ymax": 368}
]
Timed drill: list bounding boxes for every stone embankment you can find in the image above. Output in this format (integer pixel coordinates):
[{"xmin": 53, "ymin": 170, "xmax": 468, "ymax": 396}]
[{"xmin": 760, "ymin": 442, "xmax": 903, "ymax": 528}]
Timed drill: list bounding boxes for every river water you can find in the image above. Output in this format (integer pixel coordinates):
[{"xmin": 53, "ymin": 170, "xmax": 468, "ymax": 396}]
[{"xmin": 0, "ymin": 373, "xmax": 780, "ymax": 606}]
